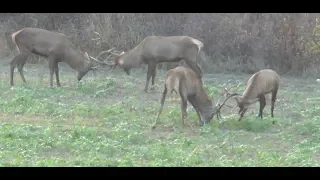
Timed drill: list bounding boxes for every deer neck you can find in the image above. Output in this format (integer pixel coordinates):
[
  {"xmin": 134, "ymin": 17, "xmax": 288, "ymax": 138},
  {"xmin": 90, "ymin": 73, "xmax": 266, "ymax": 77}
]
[
  {"xmin": 194, "ymin": 90, "xmax": 214, "ymax": 117},
  {"xmin": 242, "ymin": 84, "xmax": 258, "ymax": 102},
  {"xmin": 64, "ymin": 48, "xmax": 91, "ymax": 72},
  {"xmin": 120, "ymin": 46, "xmax": 143, "ymax": 68}
]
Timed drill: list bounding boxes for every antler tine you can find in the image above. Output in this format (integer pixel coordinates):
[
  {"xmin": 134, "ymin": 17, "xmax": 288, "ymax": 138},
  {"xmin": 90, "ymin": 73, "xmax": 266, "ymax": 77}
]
[
  {"xmin": 96, "ymin": 48, "xmax": 120, "ymax": 61},
  {"xmin": 234, "ymin": 82, "xmax": 242, "ymax": 92},
  {"xmin": 230, "ymin": 103, "xmax": 238, "ymax": 113},
  {"xmin": 215, "ymin": 94, "xmax": 225, "ymax": 106},
  {"xmin": 91, "ymin": 31, "xmax": 102, "ymax": 41},
  {"xmin": 89, "ymin": 55, "xmax": 115, "ymax": 66},
  {"xmin": 104, "ymin": 54, "xmax": 114, "ymax": 62},
  {"xmin": 93, "ymin": 31, "xmax": 101, "ymax": 38},
  {"xmin": 113, "ymin": 50, "xmax": 123, "ymax": 53},
  {"xmin": 227, "ymin": 82, "xmax": 242, "ymax": 93},
  {"xmin": 217, "ymin": 93, "xmax": 241, "ymax": 112}
]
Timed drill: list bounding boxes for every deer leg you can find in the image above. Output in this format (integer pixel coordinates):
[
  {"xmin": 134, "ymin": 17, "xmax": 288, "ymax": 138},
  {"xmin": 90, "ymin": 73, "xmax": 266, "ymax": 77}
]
[
  {"xmin": 17, "ymin": 53, "xmax": 29, "ymax": 85},
  {"xmin": 258, "ymin": 95, "xmax": 266, "ymax": 119},
  {"xmin": 48, "ymin": 57, "xmax": 56, "ymax": 88},
  {"xmin": 145, "ymin": 62, "xmax": 156, "ymax": 93},
  {"xmin": 179, "ymin": 86, "xmax": 188, "ymax": 128},
  {"xmin": 271, "ymin": 89, "xmax": 278, "ymax": 123},
  {"xmin": 54, "ymin": 62, "xmax": 61, "ymax": 87},
  {"xmin": 150, "ymin": 63, "xmax": 157, "ymax": 91},
  {"xmin": 10, "ymin": 54, "xmax": 21, "ymax": 86},
  {"xmin": 238, "ymin": 108, "xmax": 248, "ymax": 121},
  {"xmin": 180, "ymin": 95, "xmax": 188, "ymax": 128},
  {"xmin": 152, "ymin": 85, "xmax": 168, "ymax": 129},
  {"xmin": 188, "ymin": 96, "xmax": 203, "ymax": 126}
]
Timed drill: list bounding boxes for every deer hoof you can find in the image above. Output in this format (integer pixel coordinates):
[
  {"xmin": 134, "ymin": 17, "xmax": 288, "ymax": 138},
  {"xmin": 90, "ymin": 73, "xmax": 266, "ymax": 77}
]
[{"xmin": 151, "ymin": 124, "xmax": 157, "ymax": 130}]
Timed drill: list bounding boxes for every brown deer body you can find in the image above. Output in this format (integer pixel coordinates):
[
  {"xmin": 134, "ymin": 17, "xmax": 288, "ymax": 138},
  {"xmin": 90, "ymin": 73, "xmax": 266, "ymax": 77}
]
[
  {"xmin": 10, "ymin": 27, "xmax": 104, "ymax": 87},
  {"xmin": 223, "ymin": 69, "xmax": 280, "ymax": 122},
  {"xmin": 152, "ymin": 66, "xmax": 229, "ymax": 129},
  {"xmin": 110, "ymin": 36, "xmax": 204, "ymax": 93}
]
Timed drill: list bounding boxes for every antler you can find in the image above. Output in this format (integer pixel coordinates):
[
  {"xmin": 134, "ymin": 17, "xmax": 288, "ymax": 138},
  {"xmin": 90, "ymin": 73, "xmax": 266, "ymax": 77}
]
[
  {"xmin": 224, "ymin": 83, "xmax": 242, "ymax": 96},
  {"xmin": 216, "ymin": 93, "xmax": 241, "ymax": 120},
  {"xmin": 91, "ymin": 31, "xmax": 102, "ymax": 42},
  {"xmin": 96, "ymin": 48, "xmax": 123, "ymax": 61},
  {"xmin": 214, "ymin": 82, "xmax": 243, "ymax": 120},
  {"xmin": 89, "ymin": 47, "xmax": 123, "ymax": 66}
]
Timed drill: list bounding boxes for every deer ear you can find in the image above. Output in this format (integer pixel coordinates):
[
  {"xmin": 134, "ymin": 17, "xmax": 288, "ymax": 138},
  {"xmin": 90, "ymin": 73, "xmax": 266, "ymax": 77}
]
[{"xmin": 120, "ymin": 51, "xmax": 125, "ymax": 56}]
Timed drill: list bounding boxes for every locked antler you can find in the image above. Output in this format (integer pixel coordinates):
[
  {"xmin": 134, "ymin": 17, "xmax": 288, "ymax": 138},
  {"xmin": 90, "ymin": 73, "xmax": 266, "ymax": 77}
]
[{"xmin": 214, "ymin": 82, "xmax": 242, "ymax": 120}]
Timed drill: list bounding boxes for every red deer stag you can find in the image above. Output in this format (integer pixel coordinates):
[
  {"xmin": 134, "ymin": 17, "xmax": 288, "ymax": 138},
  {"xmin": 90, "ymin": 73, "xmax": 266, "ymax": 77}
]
[
  {"xmin": 9, "ymin": 27, "xmax": 109, "ymax": 87},
  {"xmin": 220, "ymin": 69, "xmax": 280, "ymax": 123},
  {"xmin": 151, "ymin": 66, "xmax": 236, "ymax": 129},
  {"xmin": 104, "ymin": 36, "xmax": 204, "ymax": 93}
]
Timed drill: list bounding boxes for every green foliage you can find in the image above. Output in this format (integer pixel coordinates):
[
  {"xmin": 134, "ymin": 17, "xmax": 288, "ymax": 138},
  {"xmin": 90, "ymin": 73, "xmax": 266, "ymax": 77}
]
[{"xmin": 0, "ymin": 66, "xmax": 319, "ymax": 167}]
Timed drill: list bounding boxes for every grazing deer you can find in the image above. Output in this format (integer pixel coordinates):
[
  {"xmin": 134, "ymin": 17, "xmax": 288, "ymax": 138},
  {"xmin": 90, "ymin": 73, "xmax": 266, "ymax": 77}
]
[
  {"xmin": 9, "ymin": 27, "xmax": 109, "ymax": 87},
  {"xmin": 220, "ymin": 69, "xmax": 280, "ymax": 123},
  {"xmin": 151, "ymin": 66, "xmax": 234, "ymax": 129},
  {"xmin": 104, "ymin": 36, "xmax": 204, "ymax": 93}
]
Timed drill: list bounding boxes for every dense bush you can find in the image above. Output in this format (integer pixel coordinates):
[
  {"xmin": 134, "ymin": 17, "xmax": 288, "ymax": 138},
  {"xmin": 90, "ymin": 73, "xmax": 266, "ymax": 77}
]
[{"xmin": 1, "ymin": 13, "xmax": 320, "ymax": 76}]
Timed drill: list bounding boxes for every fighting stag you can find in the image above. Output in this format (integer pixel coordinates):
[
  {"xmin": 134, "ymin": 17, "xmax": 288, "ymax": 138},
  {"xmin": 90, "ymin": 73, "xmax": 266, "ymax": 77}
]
[
  {"xmin": 219, "ymin": 69, "xmax": 280, "ymax": 123},
  {"xmin": 102, "ymin": 36, "xmax": 204, "ymax": 93},
  {"xmin": 9, "ymin": 27, "xmax": 111, "ymax": 87},
  {"xmin": 151, "ymin": 66, "xmax": 234, "ymax": 129}
]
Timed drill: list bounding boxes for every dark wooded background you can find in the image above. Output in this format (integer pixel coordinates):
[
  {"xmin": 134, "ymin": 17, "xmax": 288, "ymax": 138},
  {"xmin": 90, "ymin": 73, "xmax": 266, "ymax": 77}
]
[{"xmin": 1, "ymin": 13, "xmax": 319, "ymax": 76}]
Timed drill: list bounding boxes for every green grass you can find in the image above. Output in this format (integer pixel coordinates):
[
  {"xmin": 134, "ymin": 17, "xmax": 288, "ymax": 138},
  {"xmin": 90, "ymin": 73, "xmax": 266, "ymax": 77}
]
[{"xmin": 0, "ymin": 61, "xmax": 319, "ymax": 166}]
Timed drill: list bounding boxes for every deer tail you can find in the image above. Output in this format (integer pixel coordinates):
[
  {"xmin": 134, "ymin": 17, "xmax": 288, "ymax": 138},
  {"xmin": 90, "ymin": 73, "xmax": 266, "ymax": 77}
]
[
  {"xmin": 190, "ymin": 38, "xmax": 204, "ymax": 54},
  {"xmin": 11, "ymin": 29, "xmax": 24, "ymax": 53}
]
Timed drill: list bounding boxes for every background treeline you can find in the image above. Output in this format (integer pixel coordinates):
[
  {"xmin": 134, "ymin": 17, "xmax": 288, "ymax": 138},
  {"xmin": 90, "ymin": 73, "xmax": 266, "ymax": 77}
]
[{"xmin": 1, "ymin": 13, "xmax": 320, "ymax": 76}]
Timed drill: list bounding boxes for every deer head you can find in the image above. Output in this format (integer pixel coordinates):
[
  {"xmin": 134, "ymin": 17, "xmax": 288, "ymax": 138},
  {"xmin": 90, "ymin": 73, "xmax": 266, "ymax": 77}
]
[
  {"xmin": 76, "ymin": 51, "xmax": 93, "ymax": 81},
  {"xmin": 218, "ymin": 83, "xmax": 260, "ymax": 117},
  {"xmin": 114, "ymin": 51, "xmax": 131, "ymax": 75}
]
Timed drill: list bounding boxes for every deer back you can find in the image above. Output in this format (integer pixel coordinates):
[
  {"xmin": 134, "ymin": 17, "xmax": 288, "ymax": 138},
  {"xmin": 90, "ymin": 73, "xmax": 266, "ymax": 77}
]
[
  {"xmin": 165, "ymin": 66, "xmax": 213, "ymax": 115},
  {"xmin": 142, "ymin": 36, "xmax": 200, "ymax": 60},
  {"xmin": 14, "ymin": 28, "xmax": 91, "ymax": 72},
  {"xmin": 242, "ymin": 69, "xmax": 280, "ymax": 100}
]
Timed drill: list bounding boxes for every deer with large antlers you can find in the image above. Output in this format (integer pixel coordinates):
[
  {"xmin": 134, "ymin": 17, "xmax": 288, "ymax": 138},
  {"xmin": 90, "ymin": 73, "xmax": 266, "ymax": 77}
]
[
  {"xmin": 9, "ymin": 27, "xmax": 109, "ymax": 87},
  {"xmin": 151, "ymin": 66, "xmax": 234, "ymax": 129},
  {"xmin": 104, "ymin": 36, "xmax": 204, "ymax": 93},
  {"xmin": 220, "ymin": 69, "xmax": 280, "ymax": 123}
]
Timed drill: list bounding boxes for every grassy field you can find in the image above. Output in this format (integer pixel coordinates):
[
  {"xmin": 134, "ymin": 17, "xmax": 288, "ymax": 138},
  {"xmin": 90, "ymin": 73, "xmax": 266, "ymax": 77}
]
[{"xmin": 0, "ymin": 59, "xmax": 319, "ymax": 167}]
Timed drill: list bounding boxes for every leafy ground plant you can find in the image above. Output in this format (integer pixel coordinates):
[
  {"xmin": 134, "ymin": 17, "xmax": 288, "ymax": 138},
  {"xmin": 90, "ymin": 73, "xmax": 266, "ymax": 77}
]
[{"xmin": 0, "ymin": 60, "xmax": 319, "ymax": 167}]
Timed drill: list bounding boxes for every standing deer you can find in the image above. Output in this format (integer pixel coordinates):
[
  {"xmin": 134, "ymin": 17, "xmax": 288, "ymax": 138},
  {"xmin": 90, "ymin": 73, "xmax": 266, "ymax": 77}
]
[
  {"xmin": 104, "ymin": 36, "xmax": 204, "ymax": 93},
  {"xmin": 152, "ymin": 66, "xmax": 235, "ymax": 129},
  {"xmin": 9, "ymin": 27, "xmax": 108, "ymax": 87},
  {"xmin": 220, "ymin": 69, "xmax": 280, "ymax": 123}
]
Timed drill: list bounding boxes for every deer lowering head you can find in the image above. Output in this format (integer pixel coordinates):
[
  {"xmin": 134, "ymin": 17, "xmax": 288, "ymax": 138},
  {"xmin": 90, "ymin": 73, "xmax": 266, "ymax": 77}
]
[
  {"xmin": 220, "ymin": 69, "xmax": 280, "ymax": 123},
  {"xmin": 151, "ymin": 66, "xmax": 232, "ymax": 129},
  {"xmin": 9, "ymin": 27, "xmax": 110, "ymax": 87},
  {"xmin": 107, "ymin": 36, "xmax": 204, "ymax": 93}
]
